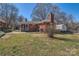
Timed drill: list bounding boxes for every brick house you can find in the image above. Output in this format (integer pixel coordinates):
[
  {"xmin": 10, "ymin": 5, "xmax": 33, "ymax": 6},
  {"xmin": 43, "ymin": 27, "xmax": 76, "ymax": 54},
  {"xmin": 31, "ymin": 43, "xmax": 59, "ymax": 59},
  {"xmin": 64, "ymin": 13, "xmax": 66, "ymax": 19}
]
[{"xmin": 19, "ymin": 13, "xmax": 55, "ymax": 32}]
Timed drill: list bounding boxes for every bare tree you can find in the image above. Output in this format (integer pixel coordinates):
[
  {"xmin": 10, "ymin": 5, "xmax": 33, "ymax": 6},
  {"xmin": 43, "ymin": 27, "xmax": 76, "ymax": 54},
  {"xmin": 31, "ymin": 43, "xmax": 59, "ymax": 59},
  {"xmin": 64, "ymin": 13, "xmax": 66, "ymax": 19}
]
[
  {"xmin": 58, "ymin": 11, "xmax": 75, "ymax": 33},
  {"xmin": 18, "ymin": 15, "xmax": 25, "ymax": 22},
  {"xmin": 31, "ymin": 3, "xmax": 60, "ymax": 21},
  {"xmin": 10, "ymin": 4, "xmax": 18, "ymax": 30},
  {"xmin": 0, "ymin": 3, "xmax": 18, "ymax": 31},
  {"xmin": 66, "ymin": 14, "xmax": 75, "ymax": 32},
  {"xmin": 31, "ymin": 3, "xmax": 61, "ymax": 38}
]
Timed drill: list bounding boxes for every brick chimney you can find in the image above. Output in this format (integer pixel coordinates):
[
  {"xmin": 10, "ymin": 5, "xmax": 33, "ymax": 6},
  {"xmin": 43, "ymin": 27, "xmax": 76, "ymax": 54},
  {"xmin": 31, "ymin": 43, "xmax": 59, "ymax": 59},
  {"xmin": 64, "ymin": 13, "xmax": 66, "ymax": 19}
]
[{"xmin": 47, "ymin": 12, "xmax": 54, "ymax": 24}]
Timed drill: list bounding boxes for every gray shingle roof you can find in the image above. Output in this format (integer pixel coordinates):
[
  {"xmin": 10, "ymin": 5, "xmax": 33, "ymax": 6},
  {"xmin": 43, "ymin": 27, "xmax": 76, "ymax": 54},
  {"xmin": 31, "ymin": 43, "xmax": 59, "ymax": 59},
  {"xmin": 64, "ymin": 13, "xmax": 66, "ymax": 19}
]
[{"xmin": 18, "ymin": 20, "xmax": 51, "ymax": 25}]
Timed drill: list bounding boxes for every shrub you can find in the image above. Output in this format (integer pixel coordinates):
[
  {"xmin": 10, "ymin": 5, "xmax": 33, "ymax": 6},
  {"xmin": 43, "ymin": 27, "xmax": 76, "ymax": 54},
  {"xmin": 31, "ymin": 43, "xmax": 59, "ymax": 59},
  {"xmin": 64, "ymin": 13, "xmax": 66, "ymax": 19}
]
[
  {"xmin": 4, "ymin": 29, "xmax": 12, "ymax": 33},
  {"xmin": 0, "ymin": 31, "xmax": 5, "ymax": 37}
]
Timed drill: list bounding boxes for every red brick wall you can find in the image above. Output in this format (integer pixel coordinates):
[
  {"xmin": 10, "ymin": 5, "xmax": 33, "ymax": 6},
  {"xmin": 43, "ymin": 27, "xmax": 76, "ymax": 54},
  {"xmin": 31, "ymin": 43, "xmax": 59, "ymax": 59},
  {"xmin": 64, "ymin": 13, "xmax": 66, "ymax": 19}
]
[
  {"xmin": 20, "ymin": 22, "xmax": 50, "ymax": 32},
  {"xmin": 29, "ymin": 24, "xmax": 39, "ymax": 31},
  {"xmin": 29, "ymin": 24, "xmax": 34, "ymax": 31},
  {"xmin": 39, "ymin": 23, "xmax": 49, "ymax": 32}
]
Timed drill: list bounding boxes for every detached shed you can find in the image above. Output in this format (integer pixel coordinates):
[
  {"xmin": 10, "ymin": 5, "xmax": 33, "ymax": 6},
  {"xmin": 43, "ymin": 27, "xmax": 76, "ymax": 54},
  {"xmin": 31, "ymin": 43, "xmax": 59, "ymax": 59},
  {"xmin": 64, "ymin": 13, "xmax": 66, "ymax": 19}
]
[{"xmin": 56, "ymin": 24, "xmax": 67, "ymax": 31}]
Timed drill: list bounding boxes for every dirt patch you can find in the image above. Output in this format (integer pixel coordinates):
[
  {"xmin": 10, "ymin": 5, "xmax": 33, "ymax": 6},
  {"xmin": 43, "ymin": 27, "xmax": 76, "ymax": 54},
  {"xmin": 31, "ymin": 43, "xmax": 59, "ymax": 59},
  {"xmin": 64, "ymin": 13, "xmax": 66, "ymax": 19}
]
[{"xmin": 11, "ymin": 32, "xmax": 25, "ymax": 34}]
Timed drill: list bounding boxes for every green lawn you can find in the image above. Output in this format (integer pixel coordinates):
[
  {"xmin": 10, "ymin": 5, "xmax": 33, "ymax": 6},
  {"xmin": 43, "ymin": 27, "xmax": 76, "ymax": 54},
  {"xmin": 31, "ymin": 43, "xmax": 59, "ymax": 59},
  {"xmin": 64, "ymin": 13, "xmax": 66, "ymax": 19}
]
[{"xmin": 0, "ymin": 32, "xmax": 79, "ymax": 56}]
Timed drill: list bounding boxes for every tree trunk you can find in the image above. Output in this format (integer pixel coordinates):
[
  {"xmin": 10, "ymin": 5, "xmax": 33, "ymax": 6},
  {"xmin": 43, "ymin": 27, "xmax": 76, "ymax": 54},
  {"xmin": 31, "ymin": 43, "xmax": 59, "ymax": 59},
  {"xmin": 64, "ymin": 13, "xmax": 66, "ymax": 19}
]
[{"xmin": 47, "ymin": 23, "xmax": 55, "ymax": 38}]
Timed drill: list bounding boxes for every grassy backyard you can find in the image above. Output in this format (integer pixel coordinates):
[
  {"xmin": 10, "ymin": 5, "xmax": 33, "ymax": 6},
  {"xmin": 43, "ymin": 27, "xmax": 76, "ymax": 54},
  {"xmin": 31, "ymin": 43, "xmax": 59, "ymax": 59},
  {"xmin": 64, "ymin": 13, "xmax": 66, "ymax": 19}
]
[{"xmin": 0, "ymin": 32, "xmax": 79, "ymax": 56}]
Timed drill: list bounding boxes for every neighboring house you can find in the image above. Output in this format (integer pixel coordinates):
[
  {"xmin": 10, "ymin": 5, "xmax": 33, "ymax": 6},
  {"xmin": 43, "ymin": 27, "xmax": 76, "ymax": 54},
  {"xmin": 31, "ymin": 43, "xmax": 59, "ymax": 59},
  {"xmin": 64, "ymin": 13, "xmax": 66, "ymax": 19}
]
[{"xmin": 0, "ymin": 19, "xmax": 6, "ymax": 31}]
